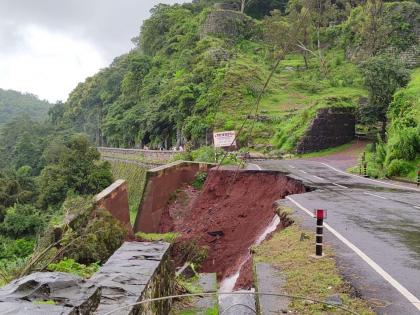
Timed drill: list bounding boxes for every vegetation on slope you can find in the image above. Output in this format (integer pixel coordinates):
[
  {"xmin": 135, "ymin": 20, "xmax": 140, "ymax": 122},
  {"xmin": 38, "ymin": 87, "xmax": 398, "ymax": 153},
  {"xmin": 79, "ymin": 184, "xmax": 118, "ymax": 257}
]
[
  {"xmin": 51, "ymin": 0, "xmax": 418, "ymax": 158},
  {"xmin": 0, "ymin": 119, "xmax": 115, "ymax": 285},
  {"xmin": 109, "ymin": 161, "xmax": 147, "ymax": 223},
  {"xmin": 0, "ymin": 89, "xmax": 52, "ymax": 127},
  {"xmin": 52, "ymin": 0, "xmax": 375, "ymax": 151},
  {"xmin": 362, "ymin": 69, "xmax": 420, "ymax": 180}
]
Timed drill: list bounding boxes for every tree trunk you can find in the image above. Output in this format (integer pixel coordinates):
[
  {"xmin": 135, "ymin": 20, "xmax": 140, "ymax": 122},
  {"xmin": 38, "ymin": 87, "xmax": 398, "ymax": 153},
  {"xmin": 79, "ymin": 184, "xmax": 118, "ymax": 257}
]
[
  {"xmin": 241, "ymin": 0, "xmax": 246, "ymax": 13},
  {"xmin": 303, "ymin": 51, "xmax": 308, "ymax": 69},
  {"xmin": 381, "ymin": 120, "xmax": 387, "ymax": 140}
]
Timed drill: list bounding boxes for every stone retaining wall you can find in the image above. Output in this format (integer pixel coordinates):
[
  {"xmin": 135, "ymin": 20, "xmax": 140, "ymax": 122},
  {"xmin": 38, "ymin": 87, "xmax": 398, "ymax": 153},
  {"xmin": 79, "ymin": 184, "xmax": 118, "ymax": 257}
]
[
  {"xmin": 98, "ymin": 147, "xmax": 176, "ymax": 162},
  {"xmin": 134, "ymin": 161, "xmax": 214, "ymax": 233},
  {"xmin": 94, "ymin": 179, "xmax": 131, "ymax": 231},
  {"xmin": 296, "ymin": 107, "xmax": 356, "ymax": 154}
]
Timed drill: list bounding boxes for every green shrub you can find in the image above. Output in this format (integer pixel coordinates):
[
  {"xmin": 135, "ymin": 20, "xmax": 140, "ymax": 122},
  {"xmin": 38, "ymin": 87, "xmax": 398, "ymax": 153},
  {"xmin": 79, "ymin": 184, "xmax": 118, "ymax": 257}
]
[
  {"xmin": 0, "ymin": 204, "xmax": 45, "ymax": 238},
  {"xmin": 386, "ymin": 159, "xmax": 415, "ymax": 177},
  {"xmin": 191, "ymin": 171, "xmax": 208, "ymax": 190},
  {"xmin": 48, "ymin": 258, "xmax": 99, "ymax": 278},
  {"xmin": 386, "ymin": 128, "xmax": 419, "ymax": 162},
  {"xmin": 135, "ymin": 232, "xmax": 180, "ymax": 243},
  {"xmin": 55, "ymin": 196, "xmax": 127, "ymax": 264},
  {"xmin": 0, "ymin": 238, "xmax": 35, "ymax": 260}
]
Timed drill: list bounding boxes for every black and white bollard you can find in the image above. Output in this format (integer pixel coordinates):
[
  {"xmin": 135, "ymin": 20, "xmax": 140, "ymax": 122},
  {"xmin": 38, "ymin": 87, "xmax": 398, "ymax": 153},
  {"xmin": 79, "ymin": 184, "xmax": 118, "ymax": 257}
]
[
  {"xmin": 417, "ymin": 169, "xmax": 420, "ymax": 187},
  {"xmin": 314, "ymin": 209, "xmax": 327, "ymax": 257},
  {"xmin": 363, "ymin": 162, "xmax": 368, "ymax": 178}
]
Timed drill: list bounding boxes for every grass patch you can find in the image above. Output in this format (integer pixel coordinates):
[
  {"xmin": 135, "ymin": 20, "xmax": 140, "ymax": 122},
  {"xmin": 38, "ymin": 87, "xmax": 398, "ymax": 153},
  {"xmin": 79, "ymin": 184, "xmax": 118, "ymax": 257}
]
[
  {"xmin": 47, "ymin": 258, "xmax": 99, "ymax": 279},
  {"xmin": 254, "ymin": 212, "xmax": 374, "ymax": 314},
  {"xmin": 109, "ymin": 161, "xmax": 147, "ymax": 224},
  {"xmin": 135, "ymin": 232, "xmax": 180, "ymax": 243}
]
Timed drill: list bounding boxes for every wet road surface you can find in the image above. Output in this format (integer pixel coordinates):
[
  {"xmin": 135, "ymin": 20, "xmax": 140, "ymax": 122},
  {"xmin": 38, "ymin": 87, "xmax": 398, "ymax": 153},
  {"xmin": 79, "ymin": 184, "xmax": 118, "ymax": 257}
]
[{"xmin": 256, "ymin": 160, "xmax": 420, "ymax": 314}]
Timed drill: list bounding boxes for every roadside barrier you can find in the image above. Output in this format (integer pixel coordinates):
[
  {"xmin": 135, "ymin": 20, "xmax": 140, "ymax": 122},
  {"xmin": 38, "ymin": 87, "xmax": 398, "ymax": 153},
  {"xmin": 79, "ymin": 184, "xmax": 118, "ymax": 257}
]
[
  {"xmin": 417, "ymin": 168, "xmax": 420, "ymax": 187},
  {"xmin": 314, "ymin": 209, "xmax": 327, "ymax": 257}
]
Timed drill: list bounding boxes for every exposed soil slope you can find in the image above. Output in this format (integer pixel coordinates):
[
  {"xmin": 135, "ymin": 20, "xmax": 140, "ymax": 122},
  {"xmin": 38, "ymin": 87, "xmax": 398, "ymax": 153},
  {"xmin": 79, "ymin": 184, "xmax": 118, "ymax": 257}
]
[{"xmin": 160, "ymin": 169, "xmax": 307, "ymax": 286}]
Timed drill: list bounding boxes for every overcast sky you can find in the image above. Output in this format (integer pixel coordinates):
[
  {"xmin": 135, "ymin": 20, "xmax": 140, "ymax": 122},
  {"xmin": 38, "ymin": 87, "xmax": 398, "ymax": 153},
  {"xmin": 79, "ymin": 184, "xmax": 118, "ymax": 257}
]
[{"xmin": 0, "ymin": 0, "xmax": 189, "ymax": 103}]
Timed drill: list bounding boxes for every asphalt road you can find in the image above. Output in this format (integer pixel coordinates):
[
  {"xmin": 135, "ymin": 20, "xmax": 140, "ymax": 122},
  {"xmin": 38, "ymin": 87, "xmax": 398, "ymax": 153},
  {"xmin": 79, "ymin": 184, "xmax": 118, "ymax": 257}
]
[{"xmin": 253, "ymin": 160, "xmax": 420, "ymax": 314}]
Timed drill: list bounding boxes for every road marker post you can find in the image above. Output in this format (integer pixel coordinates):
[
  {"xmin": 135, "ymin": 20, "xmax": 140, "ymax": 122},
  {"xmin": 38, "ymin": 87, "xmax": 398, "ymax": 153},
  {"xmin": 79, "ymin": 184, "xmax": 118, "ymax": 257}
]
[
  {"xmin": 363, "ymin": 162, "xmax": 368, "ymax": 178},
  {"xmin": 313, "ymin": 209, "xmax": 327, "ymax": 257},
  {"xmin": 359, "ymin": 153, "xmax": 365, "ymax": 175},
  {"xmin": 417, "ymin": 168, "xmax": 420, "ymax": 187}
]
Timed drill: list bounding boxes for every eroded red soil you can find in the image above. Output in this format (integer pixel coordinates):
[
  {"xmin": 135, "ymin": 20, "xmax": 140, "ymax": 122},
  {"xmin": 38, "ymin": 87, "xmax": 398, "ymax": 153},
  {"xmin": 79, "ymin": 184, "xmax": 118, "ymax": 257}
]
[{"xmin": 159, "ymin": 169, "xmax": 306, "ymax": 288}]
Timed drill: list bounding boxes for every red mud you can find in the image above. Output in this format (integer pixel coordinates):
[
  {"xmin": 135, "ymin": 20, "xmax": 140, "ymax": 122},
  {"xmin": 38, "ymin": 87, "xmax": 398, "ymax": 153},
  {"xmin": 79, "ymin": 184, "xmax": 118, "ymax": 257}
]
[{"xmin": 159, "ymin": 169, "xmax": 306, "ymax": 288}]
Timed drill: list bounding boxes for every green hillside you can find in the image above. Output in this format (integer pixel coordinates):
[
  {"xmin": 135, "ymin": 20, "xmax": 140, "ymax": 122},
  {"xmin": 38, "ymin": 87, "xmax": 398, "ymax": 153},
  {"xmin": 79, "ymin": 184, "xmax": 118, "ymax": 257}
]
[
  {"xmin": 0, "ymin": 89, "xmax": 52, "ymax": 127},
  {"xmin": 49, "ymin": 0, "xmax": 419, "ymax": 166},
  {"xmin": 363, "ymin": 68, "xmax": 420, "ymax": 180}
]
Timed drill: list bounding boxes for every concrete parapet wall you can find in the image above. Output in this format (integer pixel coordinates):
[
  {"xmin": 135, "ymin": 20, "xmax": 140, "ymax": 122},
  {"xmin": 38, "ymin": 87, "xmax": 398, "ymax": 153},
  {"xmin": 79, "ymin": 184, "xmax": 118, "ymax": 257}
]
[
  {"xmin": 0, "ymin": 242, "xmax": 174, "ymax": 315},
  {"xmin": 92, "ymin": 241, "xmax": 174, "ymax": 314},
  {"xmin": 98, "ymin": 147, "xmax": 176, "ymax": 162},
  {"xmin": 296, "ymin": 107, "xmax": 356, "ymax": 154},
  {"xmin": 134, "ymin": 161, "xmax": 214, "ymax": 233},
  {"xmin": 94, "ymin": 179, "xmax": 131, "ymax": 231}
]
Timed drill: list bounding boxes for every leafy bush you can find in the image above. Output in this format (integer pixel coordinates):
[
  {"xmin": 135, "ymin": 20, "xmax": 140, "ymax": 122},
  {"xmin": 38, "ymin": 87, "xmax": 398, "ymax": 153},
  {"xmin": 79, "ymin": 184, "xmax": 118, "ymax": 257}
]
[
  {"xmin": 386, "ymin": 159, "xmax": 415, "ymax": 177},
  {"xmin": 386, "ymin": 128, "xmax": 419, "ymax": 162},
  {"xmin": 48, "ymin": 258, "xmax": 99, "ymax": 278},
  {"xmin": 58, "ymin": 197, "xmax": 127, "ymax": 264},
  {"xmin": 0, "ymin": 204, "xmax": 45, "ymax": 238},
  {"xmin": 0, "ymin": 238, "xmax": 35, "ymax": 260},
  {"xmin": 192, "ymin": 171, "xmax": 208, "ymax": 190}
]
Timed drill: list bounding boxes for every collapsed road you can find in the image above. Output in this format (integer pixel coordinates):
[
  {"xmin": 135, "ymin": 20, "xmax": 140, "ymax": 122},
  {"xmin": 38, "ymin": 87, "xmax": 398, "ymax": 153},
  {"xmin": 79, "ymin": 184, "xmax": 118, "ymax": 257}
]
[{"xmin": 254, "ymin": 159, "xmax": 420, "ymax": 314}]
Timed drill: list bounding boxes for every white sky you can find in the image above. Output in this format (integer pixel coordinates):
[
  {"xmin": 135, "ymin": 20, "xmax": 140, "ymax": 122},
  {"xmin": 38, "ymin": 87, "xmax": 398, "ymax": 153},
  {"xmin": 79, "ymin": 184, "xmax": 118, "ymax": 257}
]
[{"xmin": 0, "ymin": 0, "xmax": 189, "ymax": 103}]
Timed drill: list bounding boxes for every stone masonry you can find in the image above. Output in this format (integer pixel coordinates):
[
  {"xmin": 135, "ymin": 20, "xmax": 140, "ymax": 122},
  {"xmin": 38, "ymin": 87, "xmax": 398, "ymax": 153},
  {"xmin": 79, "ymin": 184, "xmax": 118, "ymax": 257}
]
[
  {"xmin": 0, "ymin": 242, "xmax": 173, "ymax": 315},
  {"xmin": 296, "ymin": 107, "xmax": 356, "ymax": 154},
  {"xmin": 92, "ymin": 241, "xmax": 174, "ymax": 315}
]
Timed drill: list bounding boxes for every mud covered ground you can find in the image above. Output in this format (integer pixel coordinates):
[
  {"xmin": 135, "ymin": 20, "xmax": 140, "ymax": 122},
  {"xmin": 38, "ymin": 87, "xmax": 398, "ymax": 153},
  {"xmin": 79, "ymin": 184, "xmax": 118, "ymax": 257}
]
[{"xmin": 158, "ymin": 169, "xmax": 307, "ymax": 288}]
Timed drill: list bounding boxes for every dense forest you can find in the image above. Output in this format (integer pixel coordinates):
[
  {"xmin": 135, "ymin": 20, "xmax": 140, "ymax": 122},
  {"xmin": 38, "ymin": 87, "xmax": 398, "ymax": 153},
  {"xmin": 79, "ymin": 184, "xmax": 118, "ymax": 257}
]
[
  {"xmin": 0, "ymin": 89, "xmax": 52, "ymax": 126},
  {"xmin": 0, "ymin": 0, "xmax": 419, "ymax": 286}
]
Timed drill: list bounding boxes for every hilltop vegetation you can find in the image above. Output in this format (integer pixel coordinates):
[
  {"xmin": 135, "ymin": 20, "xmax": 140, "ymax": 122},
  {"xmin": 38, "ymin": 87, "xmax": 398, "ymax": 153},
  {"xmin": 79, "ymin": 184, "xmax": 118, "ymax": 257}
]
[
  {"xmin": 51, "ymin": 0, "xmax": 418, "ymax": 156},
  {"xmin": 0, "ymin": 89, "xmax": 52, "ymax": 127}
]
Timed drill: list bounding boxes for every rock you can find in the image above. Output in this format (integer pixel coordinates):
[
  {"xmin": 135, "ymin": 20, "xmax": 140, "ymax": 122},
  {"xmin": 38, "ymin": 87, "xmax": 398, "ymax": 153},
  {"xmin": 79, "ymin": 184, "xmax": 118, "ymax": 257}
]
[
  {"xmin": 201, "ymin": 10, "xmax": 254, "ymax": 39},
  {"xmin": 300, "ymin": 232, "xmax": 310, "ymax": 241},
  {"xmin": 176, "ymin": 262, "xmax": 197, "ymax": 279},
  {"xmin": 326, "ymin": 294, "xmax": 343, "ymax": 306},
  {"xmin": 0, "ymin": 272, "xmax": 101, "ymax": 315}
]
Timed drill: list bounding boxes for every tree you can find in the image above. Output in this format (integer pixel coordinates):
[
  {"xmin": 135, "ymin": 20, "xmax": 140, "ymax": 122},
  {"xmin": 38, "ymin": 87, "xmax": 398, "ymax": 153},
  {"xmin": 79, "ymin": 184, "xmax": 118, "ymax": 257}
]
[
  {"xmin": 38, "ymin": 135, "xmax": 113, "ymax": 208},
  {"xmin": 363, "ymin": 0, "xmax": 386, "ymax": 56},
  {"xmin": 360, "ymin": 55, "xmax": 410, "ymax": 138}
]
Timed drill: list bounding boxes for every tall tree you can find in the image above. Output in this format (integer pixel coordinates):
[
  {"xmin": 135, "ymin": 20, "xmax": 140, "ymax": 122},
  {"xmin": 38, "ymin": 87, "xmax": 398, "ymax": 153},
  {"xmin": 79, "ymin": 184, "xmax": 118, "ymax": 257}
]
[{"xmin": 360, "ymin": 55, "xmax": 410, "ymax": 138}]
